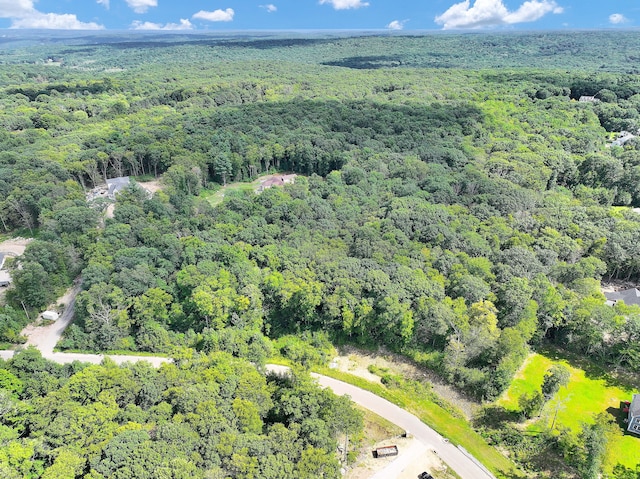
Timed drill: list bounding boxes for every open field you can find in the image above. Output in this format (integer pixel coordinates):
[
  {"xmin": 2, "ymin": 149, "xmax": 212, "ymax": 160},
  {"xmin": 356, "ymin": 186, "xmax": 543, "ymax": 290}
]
[
  {"xmin": 497, "ymin": 352, "xmax": 640, "ymax": 471},
  {"xmin": 201, "ymin": 173, "xmax": 297, "ymax": 207}
]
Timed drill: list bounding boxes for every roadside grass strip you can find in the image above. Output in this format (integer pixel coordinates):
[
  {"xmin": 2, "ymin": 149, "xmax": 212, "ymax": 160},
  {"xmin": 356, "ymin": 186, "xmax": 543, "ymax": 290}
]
[{"xmin": 315, "ymin": 367, "xmax": 523, "ymax": 479}]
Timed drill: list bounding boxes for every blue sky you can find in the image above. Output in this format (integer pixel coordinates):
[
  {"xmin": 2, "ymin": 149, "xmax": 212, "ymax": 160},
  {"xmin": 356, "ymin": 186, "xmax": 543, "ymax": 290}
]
[{"xmin": 0, "ymin": 1, "xmax": 638, "ymax": 31}]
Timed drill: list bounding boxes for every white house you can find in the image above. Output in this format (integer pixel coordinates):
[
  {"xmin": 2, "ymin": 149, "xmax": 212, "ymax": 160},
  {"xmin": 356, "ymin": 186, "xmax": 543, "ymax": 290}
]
[{"xmin": 627, "ymin": 394, "xmax": 640, "ymax": 436}]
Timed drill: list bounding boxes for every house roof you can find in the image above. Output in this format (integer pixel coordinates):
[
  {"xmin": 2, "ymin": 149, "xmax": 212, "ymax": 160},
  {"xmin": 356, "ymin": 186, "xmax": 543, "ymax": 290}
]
[
  {"xmin": 262, "ymin": 177, "xmax": 285, "ymax": 188},
  {"xmin": 106, "ymin": 176, "xmax": 131, "ymax": 197},
  {"xmin": 0, "ymin": 270, "xmax": 11, "ymax": 285},
  {"xmin": 604, "ymin": 288, "xmax": 640, "ymax": 306},
  {"xmin": 631, "ymin": 394, "xmax": 640, "ymax": 418}
]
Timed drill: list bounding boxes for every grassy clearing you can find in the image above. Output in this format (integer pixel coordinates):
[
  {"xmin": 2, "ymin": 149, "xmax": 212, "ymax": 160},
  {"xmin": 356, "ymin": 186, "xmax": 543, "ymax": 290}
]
[
  {"xmin": 201, "ymin": 181, "xmax": 259, "ymax": 207},
  {"xmin": 498, "ymin": 354, "xmax": 554, "ymax": 410},
  {"xmin": 497, "ymin": 351, "xmax": 640, "ymax": 471},
  {"xmin": 201, "ymin": 174, "xmax": 284, "ymax": 208},
  {"xmin": 315, "ymin": 366, "xmax": 524, "ymax": 479},
  {"xmin": 201, "ymin": 173, "xmax": 301, "ymax": 207},
  {"xmin": 358, "ymin": 406, "xmax": 405, "ymax": 445}
]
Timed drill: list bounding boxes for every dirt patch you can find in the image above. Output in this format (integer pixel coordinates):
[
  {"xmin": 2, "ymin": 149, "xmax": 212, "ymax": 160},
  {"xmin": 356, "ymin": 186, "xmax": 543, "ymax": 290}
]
[
  {"xmin": 346, "ymin": 436, "xmax": 451, "ymax": 479},
  {"xmin": 21, "ymin": 283, "xmax": 80, "ymax": 354},
  {"xmin": 138, "ymin": 179, "xmax": 163, "ymax": 194},
  {"xmin": 0, "ymin": 237, "xmax": 32, "ymax": 257},
  {"xmin": 105, "ymin": 203, "xmax": 115, "ymax": 220},
  {"xmin": 333, "ymin": 346, "xmax": 480, "ymax": 420},
  {"xmin": 0, "ymin": 237, "xmax": 32, "ymax": 304},
  {"xmin": 601, "ymin": 280, "xmax": 638, "ymax": 294}
]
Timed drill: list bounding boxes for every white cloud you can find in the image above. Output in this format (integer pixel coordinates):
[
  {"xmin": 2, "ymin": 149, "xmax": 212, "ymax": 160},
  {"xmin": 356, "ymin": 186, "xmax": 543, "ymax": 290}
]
[
  {"xmin": 0, "ymin": 0, "xmax": 36, "ymax": 17},
  {"xmin": 319, "ymin": 0, "xmax": 369, "ymax": 10},
  {"xmin": 11, "ymin": 12, "xmax": 103, "ymax": 29},
  {"xmin": 0, "ymin": 0, "xmax": 104, "ymax": 29},
  {"xmin": 125, "ymin": 0, "xmax": 158, "ymax": 14},
  {"xmin": 435, "ymin": 0, "xmax": 563, "ymax": 30},
  {"xmin": 609, "ymin": 13, "xmax": 629, "ymax": 25},
  {"xmin": 386, "ymin": 20, "xmax": 407, "ymax": 30},
  {"xmin": 131, "ymin": 19, "xmax": 193, "ymax": 30},
  {"xmin": 260, "ymin": 4, "xmax": 277, "ymax": 13},
  {"xmin": 193, "ymin": 8, "xmax": 235, "ymax": 22},
  {"xmin": 97, "ymin": 0, "xmax": 110, "ymax": 9}
]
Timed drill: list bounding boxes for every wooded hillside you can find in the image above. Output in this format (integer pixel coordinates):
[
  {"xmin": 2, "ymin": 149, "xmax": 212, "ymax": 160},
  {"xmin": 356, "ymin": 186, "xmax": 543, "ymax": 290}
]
[{"xmin": 1, "ymin": 31, "xmax": 640, "ymax": 478}]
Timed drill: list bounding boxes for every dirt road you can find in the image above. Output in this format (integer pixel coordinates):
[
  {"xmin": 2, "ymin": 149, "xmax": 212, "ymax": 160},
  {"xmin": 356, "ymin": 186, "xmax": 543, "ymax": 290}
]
[
  {"xmin": 21, "ymin": 284, "xmax": 80, "ymax": 354},
  {"xmin": 0, "ymin": 349, "xmax": 170, "ymax": 367}
]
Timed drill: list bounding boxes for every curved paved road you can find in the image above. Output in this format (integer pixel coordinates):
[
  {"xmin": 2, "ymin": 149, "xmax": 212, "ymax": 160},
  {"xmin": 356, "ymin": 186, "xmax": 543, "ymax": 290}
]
[
  {"xmin": 0, "ymin": 297, "xmax": 498, "ymax": 479},
  {"xmin": 0, "ymin": 349, "xmax": 497, "ymax": 479},
  {"xmin": 266, "ymin": 365, "xmax": 496, "ymax": 479}
]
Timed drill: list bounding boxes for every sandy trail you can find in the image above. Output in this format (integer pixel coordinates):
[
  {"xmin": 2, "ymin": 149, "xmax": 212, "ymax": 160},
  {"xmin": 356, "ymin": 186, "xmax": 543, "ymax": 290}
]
[{"xmin": 21, "ymin": 284, "xmax": 80, "ymax": 354}]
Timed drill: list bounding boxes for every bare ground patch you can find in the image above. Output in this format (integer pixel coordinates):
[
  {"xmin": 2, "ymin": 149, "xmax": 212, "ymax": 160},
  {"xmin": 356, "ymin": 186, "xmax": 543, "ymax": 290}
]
[
  {"xmin": 138, "ymin": 179, "xmax": 164, "ymax": 194},
  {"xmin": 333, "ymin": 346, "xmax": 481, "ymax": 420},
  {"xmin": 346, "ymin": 435, "xmax": 454, "ymax": 479},
  {"xmin": 0, "ymin": 237, "xmax": 32, "ymax": 257}
]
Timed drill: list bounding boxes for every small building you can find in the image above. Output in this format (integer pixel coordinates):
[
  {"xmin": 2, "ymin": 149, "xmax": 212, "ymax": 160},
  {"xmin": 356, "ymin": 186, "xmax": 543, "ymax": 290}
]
[
  {"xmin": 579, "ymin": 96, "xmax": 600, "ymax": 103},
  {"xmin": 257, "ymin": 174, "xmax": 297, "ymax": 193},
  {"xmin": 605, "ymin": 288, "xmax": 640, "ymax": 307},
  {"xmin": 0, "ymin": 270, "xmax": 11, "ymax": 287},
  {"xmin": 42, "ymin": 311, "xmax": 60, "ymax": 321},
  {"xmin": 106, "ymin": 176, "xmax": 131, "ymax": 199},
  {"xmin": 611, "ymin": 132, "xmax": 636, "ymax": 147},
  {"xmin": 627, "ymin": 394, "xmax": 640, "ymax": 436}
]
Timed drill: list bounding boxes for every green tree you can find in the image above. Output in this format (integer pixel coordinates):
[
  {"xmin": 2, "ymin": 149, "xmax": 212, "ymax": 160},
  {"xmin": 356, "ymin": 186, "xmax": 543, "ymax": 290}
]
[{"xmin": 541, "ymin": 364, "xmax": 571, "ymax": 400}]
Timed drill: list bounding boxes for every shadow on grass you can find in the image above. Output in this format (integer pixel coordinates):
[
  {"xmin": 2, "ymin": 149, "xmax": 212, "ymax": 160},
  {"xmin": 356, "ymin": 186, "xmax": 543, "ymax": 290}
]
[
  {"xmin": 535, "ymin": 343, "xmax": 640, "ymax": 391},
  {"xmin": 607, "ymin": 404, "xmax": 629, "ymax": 430},
  {"xmin": 474, "ymin": 405, "xmax": 521, "ymax": 429}
]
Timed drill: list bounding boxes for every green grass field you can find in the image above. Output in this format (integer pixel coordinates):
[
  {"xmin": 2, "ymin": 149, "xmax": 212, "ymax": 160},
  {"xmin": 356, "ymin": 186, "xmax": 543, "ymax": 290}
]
[
  {"xmin": 201, "ymin": 181, "xmax": 259, "ymax": 207},
  {"xmin": 497, "ymin": 352, "xmax": 640, "ymax": 472}
]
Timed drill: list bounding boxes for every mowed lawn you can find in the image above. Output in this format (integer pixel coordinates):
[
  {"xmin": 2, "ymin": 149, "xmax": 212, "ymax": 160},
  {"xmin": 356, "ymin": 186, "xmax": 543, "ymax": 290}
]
[
  {"xmin": 201, "ymin": 181, "xmax": 259, "ymax": 207},
  {"xmin": 497, "ymin": 353, "xmax": 640, "ymax": 471},
  {"xmin": 201, "ymin": 173, "xmax": 300, "ymax": 207}
]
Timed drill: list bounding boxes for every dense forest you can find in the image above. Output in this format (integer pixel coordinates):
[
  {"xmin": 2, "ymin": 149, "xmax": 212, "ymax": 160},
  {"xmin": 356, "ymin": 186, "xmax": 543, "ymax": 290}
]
[
  {"xmin": 0, "ymin": 348, "xmax": 362, "ymax": 479},
  {"xmin": 1, "ymin": 31, "xmax": 640, "ymax": 478}
]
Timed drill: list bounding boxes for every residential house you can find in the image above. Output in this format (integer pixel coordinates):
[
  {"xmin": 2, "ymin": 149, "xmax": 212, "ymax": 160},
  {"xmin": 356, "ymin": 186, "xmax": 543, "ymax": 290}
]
[
  {"xmin": 627, "ymin": 394, "xmax": 640, "ymax": 436},
  {"xmin": 605, "ymin": 289, "xmax": 640, "ymax": 307},
  {"xmin": 106, "ymin": 176, "xmax": 131, "ymax": 199},
  {"xmin": 257, "ymin": 174, "xmax": 297, "ymax": 193},
  {"xmin": 579, "ymin": 96, "xmax": 600, "ymax": 103},
  {"xmin": 0, "ymin": 253, "xmax": 9, "ymax": 287},
  {"xmin": 611, "ymin": 131, "xmax": 636, "ymax": 147}
]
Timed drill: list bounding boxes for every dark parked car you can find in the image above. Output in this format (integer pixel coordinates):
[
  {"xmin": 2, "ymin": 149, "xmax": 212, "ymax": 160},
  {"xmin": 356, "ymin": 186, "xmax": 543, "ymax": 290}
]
[{"xmin": 418, "ymin": 472, "xmax": 433, "ymax": 479}]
